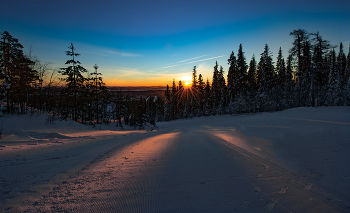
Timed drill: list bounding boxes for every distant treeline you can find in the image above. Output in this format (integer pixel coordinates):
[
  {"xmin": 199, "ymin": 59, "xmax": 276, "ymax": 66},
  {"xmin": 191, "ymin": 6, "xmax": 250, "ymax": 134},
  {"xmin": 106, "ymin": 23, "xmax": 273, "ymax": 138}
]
[{"xmin": 1, "ymin": 29, "xmax": 349, "ymax": 129}]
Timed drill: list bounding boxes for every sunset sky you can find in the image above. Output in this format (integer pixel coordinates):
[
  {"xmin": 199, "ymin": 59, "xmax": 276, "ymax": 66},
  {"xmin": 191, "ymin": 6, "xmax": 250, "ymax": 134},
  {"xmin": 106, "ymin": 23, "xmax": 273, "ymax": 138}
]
[{"xmin": 1, "ymin": 0, "xmax": 349, "ymax": 86}]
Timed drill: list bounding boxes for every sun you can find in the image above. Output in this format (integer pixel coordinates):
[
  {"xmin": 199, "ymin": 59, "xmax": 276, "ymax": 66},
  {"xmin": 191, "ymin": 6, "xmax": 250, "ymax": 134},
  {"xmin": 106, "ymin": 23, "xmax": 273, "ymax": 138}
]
[
  {"xmin": 184, "ymin": 81, "xmax": 192, "ymax": 87},
  {"xmin": 181, "ymin": 76, "xmax": 192, "ymax": 87}
]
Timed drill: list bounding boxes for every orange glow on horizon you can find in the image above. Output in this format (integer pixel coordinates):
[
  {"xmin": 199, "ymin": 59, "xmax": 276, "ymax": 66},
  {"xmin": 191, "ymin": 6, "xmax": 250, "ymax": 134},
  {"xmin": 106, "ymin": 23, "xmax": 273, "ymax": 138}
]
[
  {"xmin": 104, "ymin": 76, "xmax": 194, "ymax": 87},
  {"xmin": 104, "ymin": 79, "xmax": 170, "ymax": 87},
  {"xmin": 102, "ymin": 73, "xmax": 194, "ymax": 87}
]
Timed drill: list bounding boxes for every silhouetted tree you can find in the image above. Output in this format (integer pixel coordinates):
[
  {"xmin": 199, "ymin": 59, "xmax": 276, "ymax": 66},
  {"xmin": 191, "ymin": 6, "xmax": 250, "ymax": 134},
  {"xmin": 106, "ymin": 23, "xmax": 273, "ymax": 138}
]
[
  {"xmin": 203, "ymin": 78, "xmax": 211, "ymax": 115},
  {"xmin": 227, "ymin": 51, "xmax": 237, "ymax": 112},
  {"xmin": 192, "ymin": 66, "xmax": 197, "ymax": 88},
  {"xmin": 289, "ymin": 29, "xmax": 309, "ymax": 87},
  {"xmin": 59, "ymin": 43, "xmax": 87, "ymax": 121},
  {"xmin": 0, "ymin": 31, "xmax": 38, "ymax": 114},
  {"xmin": 236, "ymin": 44, "xmax": 248, "ymax": 94},
  {"xmin": 211, "ymin": 61, "xmax": 220, "ymax": 114},
  {"xmin": 256, "ymin": 44, "xmax": 275, "ymax": 111},
  {"xmin": 247, "ymin": 55, "xmax": 256, "ymax": 89}
]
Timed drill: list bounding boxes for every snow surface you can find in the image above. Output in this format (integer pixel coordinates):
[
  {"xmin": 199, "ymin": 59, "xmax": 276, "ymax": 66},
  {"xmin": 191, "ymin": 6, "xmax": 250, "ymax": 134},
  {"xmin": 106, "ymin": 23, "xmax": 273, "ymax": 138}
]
[{"xmin": 0, "ymin": 107, "xmax": 350, "ymax": 212}]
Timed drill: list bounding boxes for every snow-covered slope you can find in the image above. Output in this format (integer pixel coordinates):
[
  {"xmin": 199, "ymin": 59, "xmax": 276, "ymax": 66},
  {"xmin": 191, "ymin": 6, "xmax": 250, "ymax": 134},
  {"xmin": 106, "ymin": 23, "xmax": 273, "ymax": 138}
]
[{"xmin": 1, "ymin": 107, "xmax": 349, "ymax": 212}]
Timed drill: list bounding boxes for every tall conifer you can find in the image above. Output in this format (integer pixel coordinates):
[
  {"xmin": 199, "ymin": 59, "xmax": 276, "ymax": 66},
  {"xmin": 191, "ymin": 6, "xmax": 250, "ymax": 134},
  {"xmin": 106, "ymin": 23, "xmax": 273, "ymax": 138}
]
[
  {"xmin": 59, "ymin": 43, "xmax": 87, "ymax": 121},
  {"xmin": 247, "ymin": 55, "xmax": 256, "ymax": 88}
]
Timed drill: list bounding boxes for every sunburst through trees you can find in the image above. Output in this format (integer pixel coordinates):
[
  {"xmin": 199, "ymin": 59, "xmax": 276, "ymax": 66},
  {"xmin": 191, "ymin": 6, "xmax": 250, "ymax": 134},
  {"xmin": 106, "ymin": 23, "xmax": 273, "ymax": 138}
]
[{"xmin": 164, "ymin": 32, "xmax": 350, "ymax": 120}]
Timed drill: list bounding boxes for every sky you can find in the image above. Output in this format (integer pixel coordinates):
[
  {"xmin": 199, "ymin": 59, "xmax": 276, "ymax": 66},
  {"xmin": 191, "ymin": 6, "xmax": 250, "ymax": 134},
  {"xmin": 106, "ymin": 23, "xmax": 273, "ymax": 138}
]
[{"xmin": 1, "ymin": 0, "xmax": 349, "ymax": 86}]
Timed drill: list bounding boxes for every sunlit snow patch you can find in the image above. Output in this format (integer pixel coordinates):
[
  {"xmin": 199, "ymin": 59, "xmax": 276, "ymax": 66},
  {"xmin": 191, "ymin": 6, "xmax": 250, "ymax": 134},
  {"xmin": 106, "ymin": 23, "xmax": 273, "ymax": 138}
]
[{"xmin": 210, "ymin": 129, "xmax": 262, "ymax": 157}]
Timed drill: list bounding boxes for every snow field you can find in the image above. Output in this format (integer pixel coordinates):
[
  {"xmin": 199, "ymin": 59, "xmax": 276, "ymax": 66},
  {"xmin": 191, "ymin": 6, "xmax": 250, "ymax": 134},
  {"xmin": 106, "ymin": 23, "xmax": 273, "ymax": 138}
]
[{"xmin": 0, "ymin": 106, "xmax": 349, "ymax": 212}]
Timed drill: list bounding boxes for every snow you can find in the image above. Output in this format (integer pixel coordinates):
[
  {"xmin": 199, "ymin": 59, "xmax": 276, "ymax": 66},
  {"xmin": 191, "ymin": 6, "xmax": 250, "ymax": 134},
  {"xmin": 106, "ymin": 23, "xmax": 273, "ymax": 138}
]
[{"xmin": 0, "ymin": 106, "xmax": 350, "ymax": 212}]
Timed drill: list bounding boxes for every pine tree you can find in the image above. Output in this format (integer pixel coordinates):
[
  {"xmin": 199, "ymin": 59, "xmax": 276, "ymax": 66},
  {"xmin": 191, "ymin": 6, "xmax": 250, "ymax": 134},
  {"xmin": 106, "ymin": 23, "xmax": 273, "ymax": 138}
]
[
  {"xmin": 0, "ymin": 31, "xmax": 22, "ymax": 113},
  {"xmin": 337, "ymin": 42, "xmax": 347, "ymax": 86},
  {"xmin": 164, "ymin": 84, "xmax": 171, "ymax": 121},
  {"xmin": 177, "ymin": 80, "xmax": 185, "ymax": 118},
  {"xmin": 300, "ymin": 40, "xmax": 312, "ymax": 106},
  {"xmin": 192, "ymin": 66, "xmax": 197, "ymax": 88},
  {"xmin": 217, "ymin": 65, "xmax": 226, "ymax": 114},
  {"xmin": 247, "ymin": 55, "xmax": 256, "ymax": 88},
  {"xmin": 276, "ymin": 47, "xmax": 286, "ymax": 85},
  {"xmin": 326, "ymin": 49, "xmax": 342, "ymax": 105},
  {"xmin": 275, "ymin": 47, "xmax": 287, "ymax": 109},
  {"xmin": 227, "ymin": 51, "xmax": 237, "ymax": 112},
  {"xmin": 164, "ymin": 84, "xmax": 171, "ymax": 102},
  {"xmin": 311, "ymin": 31, "xmax": 331, "ymax": 65},
  {"xmin": 310, "ymin": 31, "xmax": 332, "ymax": 92},
  {"xmin": 246, "ymin": 55, "xmax": 257, "ymax": 112},
  {"xmin": 12, "ymin": 55, "xmax": 38, "ymax": 114},
  {"xmin": 345, "ymin": 46, "xmax": 350, "ymax": 105},
  {"xmin": 59, "ymin": 43, "xmax": 87, "ymax": 121},
  {"xmin": 285, "ymin": 54, "xmax": 295, "ymax": 107},
  {"xmin": 236, "ymin": 44, "xmax": 248, "ymax": 94},
  {"xmin": 198, "ymin": 74, "xmax": 205, "ymax": 92},
  {"xmin": 256, "ymin": 44, "xmax": 275, "ymax": 111},
  {"xmin": 203, "ymin": 78, "xmax": 211, "ymax": 115},
  {"xmin": 0, "ymin": 31, "xmax": 37, "ymax": 114},
  {"xmin": 289, "ymin": 29, "xmax": 309, "ymax": 91},
  {"xmin": 89, "ymin": 64, "xmax": 105, "ymax": 124},
  {"xmin": 211, "ymin": 61, "xmax": 220, "ymax": 114},
  {"xmin": 197, "ymin": 74, "xmax": 205, "ymax": 116},
  {"xmin": 170, "ymin": 79, "xmax": 177, "ymax": 120},
  {"xmin": 346, "ymin": 46, "xmax": 350, "ymax": 80}
]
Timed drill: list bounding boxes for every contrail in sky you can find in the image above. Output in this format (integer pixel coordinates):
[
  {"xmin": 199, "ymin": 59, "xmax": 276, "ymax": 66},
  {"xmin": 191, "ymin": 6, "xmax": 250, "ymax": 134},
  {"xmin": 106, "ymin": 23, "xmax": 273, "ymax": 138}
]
[
  {"xmin": 183, "ymin": 55, "xmax": 225, "ymax": 65},
  {"xmin": 159, "ymin": 55, "xmax": 225, "ymax": 69},
  {"xmin": 177, "ymin": 54, "xmax": 209, "ymax": 63}
]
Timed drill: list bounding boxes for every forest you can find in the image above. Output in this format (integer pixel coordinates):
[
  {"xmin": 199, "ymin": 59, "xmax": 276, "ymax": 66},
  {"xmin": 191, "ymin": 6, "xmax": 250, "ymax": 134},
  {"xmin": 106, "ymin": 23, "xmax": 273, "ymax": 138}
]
[{"xmin": 0, "ymin": 29, "xmax": 349, "ymax": 129}]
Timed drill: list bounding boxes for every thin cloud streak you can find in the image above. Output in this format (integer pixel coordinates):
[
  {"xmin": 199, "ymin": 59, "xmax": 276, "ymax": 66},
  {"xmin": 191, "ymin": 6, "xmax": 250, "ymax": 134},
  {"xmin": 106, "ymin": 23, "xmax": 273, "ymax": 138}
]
[
  {"xmin": 177, "ymin": 54, "xmax": 209, "ymax": 63},
  {"xmin": 184, "ymin": 55, "xmax": 225, "ymax": 65},
  {"xmin": 159, "ymin": 55, "xmax": 225, "ymax": 69},
  {"xmin": 105, "ymin": 50, "xmax": 141, "ymax": 57}
]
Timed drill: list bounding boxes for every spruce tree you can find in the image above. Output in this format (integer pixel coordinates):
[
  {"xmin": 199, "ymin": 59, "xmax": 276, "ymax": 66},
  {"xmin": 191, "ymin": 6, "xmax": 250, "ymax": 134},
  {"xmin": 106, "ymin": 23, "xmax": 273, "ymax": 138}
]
[
  {"xmin": 310, "ymin": 32, "xmax": 332, "ymax": 91},
  {"xmin": 12, "ymin": 55, "xmax": 38, "ymax": 114},
  {"xmin": 192, "ymin": 66, "xmax": 197, "ymax": 88},
  {"xmin": 285, "ymin": 54, "xmax": 295, "ymax": 107},
  {"xmin": 326, "ymin": 49, "xmax": 342, "ymax": 105},
  {"xmin": 211, "ymin": 61, "xmax": 220, "ymax": 113},
  {"xmin": 59, "ymin": 43, "xmax": 87, "ymax": 121},
  {"xmin": 247, "ymin": 55, "xmax": 256, "ymax": 88},
  {"xmin": 0, "ymin": 31, "xmax": 38, "ymax": 114},
  {"xmin": 289, "ymin": 29, "xmax": 309, "ymax": 90},
  {"xmin": 246, "ymin": 55, "xmax": 257, "ymax": 112},
  {"xmin": 0, "ymin": 31, "xmax": 24, "ymax": 113},
  {"xmin": 311, "ymin": 31, "xmax": 331, "ymax": 65},
  {"xmin": 89, "ymin": 64, "xmax": 105, "ymax": 124},
  {"xmin": 346, "ymin": 46, "xmax": 350, "ymax": 80},
  {"xmin": 177, "ymin": 80, "xmax": 184, "ymax": 118},
  {"xmin": 203, "ymin": 78, "xmax": 211, "ymax": 115},
  {"xmin": 236, "ymin": 43, "xmax": 248, "ymax": 95},
  {"xmin": 164, "ymin": 84, "xmax": 171, "ymax": 102},
  {"xmin": 198, "ymin": 74, "xmax": 205, "ymax": 92},
  {"xmin": 227, "ymin": 51, "xmax": 237, "ymax": 111},
  {"xmin": 218, "ymin": 65, "xmax": 226, "ymax": 114},
  {"xmin": 337, "ymin": 42, "xmax": 347, "ymax": 85},
  {"xmin": 170, "ymin": 79, "xmax": 177, "ymax": 120},
  {"xmin": 256, "ymin": 44, "xmax": 275, "ymax": 111},
  {"xmin": 276, "ymin": 47, "xmax": 286, "ymax": 85},
  {"xmin": 300, "ymin": 40, "xmax": 312, "ymax": 106},
  {"xmin": 275, "ymin": 47, "xmax": 287, "ymax": 109},
  {"xmin": 345, "ymin": 46, "xmax": 350, "ymax": 105},
  {"xmin": 197, "ymin": 74, "xmax": 205, "ymax": 116}
]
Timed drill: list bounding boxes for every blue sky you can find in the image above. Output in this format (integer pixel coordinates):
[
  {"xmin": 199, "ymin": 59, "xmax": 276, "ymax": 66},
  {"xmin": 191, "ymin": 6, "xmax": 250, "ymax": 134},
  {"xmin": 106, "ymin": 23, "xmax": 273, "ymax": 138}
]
[{"xmin": 1, "ymin": 0, "xmax": 349, "ymax": 86}]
